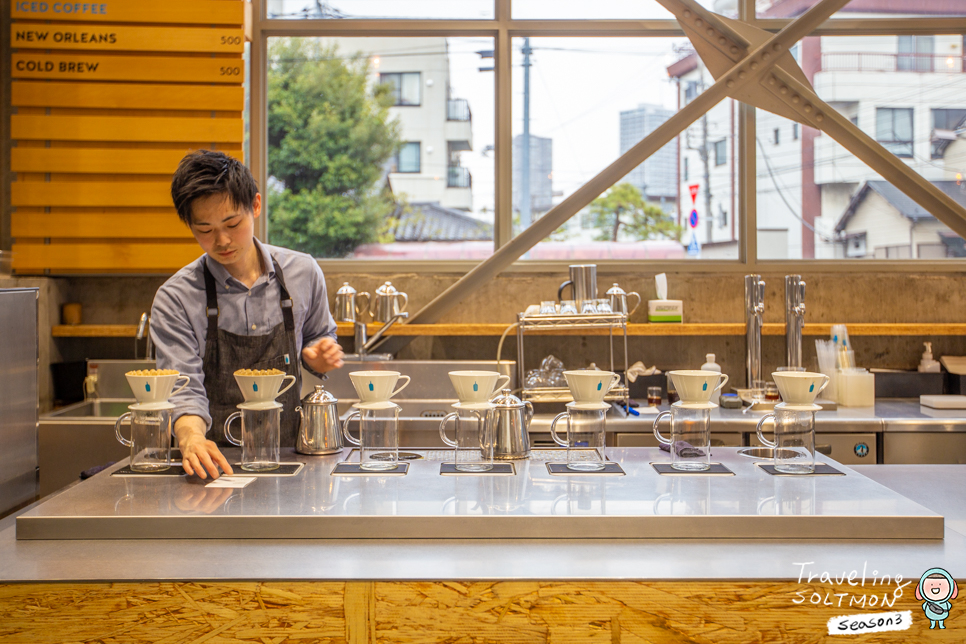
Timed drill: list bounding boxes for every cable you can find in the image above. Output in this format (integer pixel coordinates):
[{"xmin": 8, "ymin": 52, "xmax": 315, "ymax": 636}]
[{"xmin": 496, "ymin": 322, "xmax": 518, "ymax": 367}]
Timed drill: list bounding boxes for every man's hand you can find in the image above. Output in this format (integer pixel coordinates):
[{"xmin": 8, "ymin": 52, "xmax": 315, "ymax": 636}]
[
  {"xmin": 302, "ymin": 336, "xmax": 344, "ymax": 373},
  {"xmin": 174, "ymin": 415, "xmax": 233, "ymax": 480}
]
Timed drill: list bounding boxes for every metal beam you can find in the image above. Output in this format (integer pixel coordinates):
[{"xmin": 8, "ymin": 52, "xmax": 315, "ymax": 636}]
[{"xmin": 374, "ymin": 0, "xmax": 852, "ymax": 354}]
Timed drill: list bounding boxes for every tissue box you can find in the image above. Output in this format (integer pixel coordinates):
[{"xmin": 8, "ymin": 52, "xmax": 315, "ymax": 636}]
[{"xmin": 647, "ymin": 300, "xmax": 683, "ymax": 323}]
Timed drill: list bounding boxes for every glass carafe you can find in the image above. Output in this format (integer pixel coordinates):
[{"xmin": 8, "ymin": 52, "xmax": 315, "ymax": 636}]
[
  {"xmin": 652, "ymin": 402, "xmax": 713, "ymax": 471},
  {"xmin": 439, "ymin": 403, "xmax": 495, "ymax": 472},
  {"xmin": 756, "ymin": 403, "xmax": 818, "ymax": 474},
  {"xmin": 114, "ymin": 402, "xmax": 173, "ymax": 472},
  {"xmin": 342, "ymin": 402, "xmax": 401, "ymax": 471},
  {"xmin": 224, "ymin": 401, "xmax": 282, "ymax": 472},
  {"xmin": 550, "ymin": 404, "xmax": 608, "ymax": 471}
]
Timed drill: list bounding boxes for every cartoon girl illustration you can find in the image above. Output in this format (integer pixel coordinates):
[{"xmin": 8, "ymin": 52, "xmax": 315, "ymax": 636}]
[{"xmin": 916, "ymin": 567, "xmax": 958, "ymax": 629}]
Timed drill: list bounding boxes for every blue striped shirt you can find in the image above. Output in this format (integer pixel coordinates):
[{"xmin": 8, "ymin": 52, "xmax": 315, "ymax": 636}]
[{"xmin": 150, "ymin": 239, "xmax": 337, "ymax": 431}]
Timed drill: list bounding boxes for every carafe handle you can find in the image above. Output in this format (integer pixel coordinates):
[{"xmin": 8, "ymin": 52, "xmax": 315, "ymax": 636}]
[
  {"xmin": 652, "ymin": 410, "xmax": 672, "ymax": 446},
  {"xmin": 223, "ymin": 411, "xmax": 243, "ymax": 447},
  {"xmin": 756, "ymin": 413, "xmax": 777, "ymax": 449},
  {"xmin": 438, "ymin": 412, "xmax": 458, "ymax": 448},
  {"xmin": 114, "ymin": 412, "xmax": 133, "ymax": 447},
  {"xmin": 342, "ymin": 410, "xmax": 361, "ymax": 446},
  {"xmin": 549, "ymin": 411, "xmax": 569, "ymax": 448}
]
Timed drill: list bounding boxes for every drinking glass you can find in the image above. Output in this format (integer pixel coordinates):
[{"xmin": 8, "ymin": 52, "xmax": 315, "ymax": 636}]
[
  {"xmin": 114, "ymin": 404, "xmax": 172, "ymax": 472},
  {"xmin": 594, "ymin": 298, "xmax": 613, "ymax": 313},
  {"xmin": 559, "ymin": 300, "xmax": 578, "ymax": 315},
  {"xmin": 580, "ymin": 299, "xmax": 598, "ymax": 315},
  {"xmin": 764, "ymin": 381, "xmax": 781, "ymax": 402},
  {"xmin": 756, "ymin": 404, "xmax": 816, "ymax": 474},
  {"xmin": 647, "ymin": 386, "xmax": 663, "ymax": 407},
  {"xmin": 550, "ymin": 406, "xmax": 607, "ymax": 471},
  {"xmin": 652, "ymin": 403, "xmax": 711, "ymax": 471},
  {"xmin": 750, "ymin": 379, "xmax": 768, "ymax": 403},
  {"xmin": 224, "ymin": 403, "xmax": 281, "ymax": 472},
  {"xmin": 439, "ymin": 406, "xmax": 495, "ymax": 472},
  {"xmin": 539, "ymin": 300, "xmax": 557, "ymax": 315},
  {"xmin": 342, "ymin": 403, "xmax": 401, "ymax": 471}
]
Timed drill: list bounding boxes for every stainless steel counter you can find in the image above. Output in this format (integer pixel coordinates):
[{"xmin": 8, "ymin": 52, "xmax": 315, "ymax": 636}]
[
  {"xmin": 13, "ymin": 447, "xmax": 943, "ymax": 543},
  {"xmin": 1, "ymin": 463, "xmax": 964, "ymax": 582}
]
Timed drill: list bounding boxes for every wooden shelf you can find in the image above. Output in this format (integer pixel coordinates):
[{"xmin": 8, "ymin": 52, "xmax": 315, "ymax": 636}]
[{"xmin": 53, "ymin": 322, "xmax": 966, "ymax": 338}]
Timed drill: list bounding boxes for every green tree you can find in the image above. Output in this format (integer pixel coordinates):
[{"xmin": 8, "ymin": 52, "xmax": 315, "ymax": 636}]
[
  {"xmin": 267, "ymin": 38, "xmax": 402, "ymax": 257},
  {"xmin": 588, "ymin": 183, "xmax": 681, "ymax": 243}
]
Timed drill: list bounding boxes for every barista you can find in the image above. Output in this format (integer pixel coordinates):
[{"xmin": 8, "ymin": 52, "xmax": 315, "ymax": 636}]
[{"xmin": 151, "ymin": 150, "xmax": 344, "ymax": 479}]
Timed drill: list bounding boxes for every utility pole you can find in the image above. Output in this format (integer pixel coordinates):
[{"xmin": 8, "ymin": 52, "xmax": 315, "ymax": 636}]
[
  {"xmin": 702, "ymin": 112, "xmax": 712, "ymax": 244},
  {"xmin": 520, "ymin": 37, "xmax": 532, "ymax": 231}
]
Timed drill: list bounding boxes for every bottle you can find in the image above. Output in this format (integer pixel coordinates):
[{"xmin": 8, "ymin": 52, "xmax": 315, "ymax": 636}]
[
  {"xmin": 701, "ymin": 353, "xmax": 724, "ymax": 404},
  {"xmin": 919, "ymin": 342, "xmax": 941, "ymax": 373}
]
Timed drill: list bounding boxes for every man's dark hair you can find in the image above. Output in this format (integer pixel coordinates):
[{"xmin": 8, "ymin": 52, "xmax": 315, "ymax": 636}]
[{"xmin": 170, "ymin": 150, "xmax": 259, "ymax": 225}]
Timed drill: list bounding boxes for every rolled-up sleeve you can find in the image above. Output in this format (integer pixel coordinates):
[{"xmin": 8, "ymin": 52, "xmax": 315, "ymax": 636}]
[{"xmin": 151, "ymin": 286, "xmax": 212, "ymax": 430}]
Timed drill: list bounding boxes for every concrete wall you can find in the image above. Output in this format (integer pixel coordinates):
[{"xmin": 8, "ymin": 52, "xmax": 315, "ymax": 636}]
[{"xmin": 26, "ymin": 269, "xmax": 966, "ymax": 407}]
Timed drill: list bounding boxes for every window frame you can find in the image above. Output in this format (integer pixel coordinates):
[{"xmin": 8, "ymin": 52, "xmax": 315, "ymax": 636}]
[
  {"xmin": 248, "ymin": 0, "xmax": 966, "ymax": 274},
  {"xmin": 393, "ymin": 141, "xmax": 422, "ymax": 173},
  {"xmin": 876, "ymin": 107, "xmax": 915, "ymax": 158}
]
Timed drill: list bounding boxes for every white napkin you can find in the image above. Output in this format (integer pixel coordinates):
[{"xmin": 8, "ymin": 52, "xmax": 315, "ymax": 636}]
[
  {"xmin": 655, "ymin": 273, "xmax": 668, "ymax": 300},
  {"xmin": 626, "ymin": 360, "xmax": 661, "ymax": 383}
]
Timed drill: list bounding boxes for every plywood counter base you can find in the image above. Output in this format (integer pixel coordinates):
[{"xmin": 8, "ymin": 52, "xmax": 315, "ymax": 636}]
[{"xmin": 1, "ymin": 580, "xmax": 955, "ymax": 642}]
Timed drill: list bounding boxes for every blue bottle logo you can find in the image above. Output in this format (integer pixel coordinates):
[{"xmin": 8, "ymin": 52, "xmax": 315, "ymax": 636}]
[
  {"xmin": 145, "ymin": 384, "xmax": 151, "ymax": 392},
  {"xmin": 473, "ymin": 382, "xmax": 479, "ymax": 392},
  {"xmin": 809, "ymin": 383, "xmax": 815, "ymax": 392},
  {"xmin": 253, "ymin": 384, "xmax": 258, "ymax": 392},
  {"xmin": 369, "ymin": 381, "xmax": 374, "ymax": 391},
  {"xmin": 702, "ymin": 382, "xmax": 708, "ymax": 391},
  {"xmin": 597, "ymin": 381, "xmax": 603, "ymax": 391}
]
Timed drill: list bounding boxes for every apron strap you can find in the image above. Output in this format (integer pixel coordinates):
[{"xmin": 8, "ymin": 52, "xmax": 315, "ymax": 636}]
[
  {"xmin": 202, "ymin": 258, "xmax": 220, "ymax": 343},
  {"xmin": 271, "ymin": 256, "xmax": 296, "ymax": 334}
]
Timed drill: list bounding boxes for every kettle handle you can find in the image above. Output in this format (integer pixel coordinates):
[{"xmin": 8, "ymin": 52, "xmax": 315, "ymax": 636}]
[
  {"xmin": 395, "ymin": 292, "xmax": 408, "ymax": 313},
  {"xmin": 355, "ymin": 292, "xmax": 371, "ymax": 318},
  {"xmin": 524, "ymin": 401, "xmax": 534, "ymax": 427},
  {"xmin": 626, "ymin": 291, "xmax": 642, "ymax": 316}
]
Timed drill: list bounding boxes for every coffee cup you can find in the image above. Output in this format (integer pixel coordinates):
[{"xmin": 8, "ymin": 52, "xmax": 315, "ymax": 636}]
[
  {"xmin": 563, "ymin": 370, "xmax": 620, "ymax": 404},
  {"xmin": 233, "ymin": 371, "xmax": 297, "ymax": 403},
  {"xmin": 772, "ymin": 371, "xmax": 830, "ymax": 405},
  {"xmin": 125, "ymin": 371, "xmax": 190, "ymax": 404},
  {"xmin": 667, "ymin": 370, "xmax": 729, "ymax": 404},
  {"xmin": 349, "ymin": 370, "xmax": 411, "ymax": 403},
  {"xmin": 448, "ymin": 370, "xmax": 511, "ymax": 403}
]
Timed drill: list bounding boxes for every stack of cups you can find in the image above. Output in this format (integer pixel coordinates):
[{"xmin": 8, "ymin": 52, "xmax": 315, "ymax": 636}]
[
  {"xmin": 550, "ymin": 370, "xmax": 621, "ymax": 471},
  {"xmin": 756, "ymin": 372, "xmax": 830, "ymax": 474},
  {"xmin": 653, "ymin": 370, "xmax": 729, "ymax": 471},
  {"xmin": 439, "ymin": 371, "xmax": 509, "ymax": 472},
  {"xmin": 342, "ymin": 371, "xmax": 411, "ymax": 471},
  {"xmin": 225, "ymin": 371, "xmax": 298, "ymax": 472},
  {"xmin": 116, "ymin": 371, "xmax": 190, "ymax": 472}
]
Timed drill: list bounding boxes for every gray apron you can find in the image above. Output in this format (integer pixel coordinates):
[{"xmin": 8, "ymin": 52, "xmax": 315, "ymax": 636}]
[{"xmin": 202, "ymin": 256, "xmax": 301, "ymax": 447}]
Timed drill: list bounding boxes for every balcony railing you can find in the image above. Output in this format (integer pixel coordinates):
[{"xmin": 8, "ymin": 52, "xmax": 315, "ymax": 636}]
[
  {"xmin": 821, "ymin": 53, "xmax": 965, "ymax": 74},
  {"xmin": 447, "ymin": 98, "xmax": 471, "ymax": 122},
  {"xmin": 447, "ymin": 166, "xmax": 472, "ymax": 188}
]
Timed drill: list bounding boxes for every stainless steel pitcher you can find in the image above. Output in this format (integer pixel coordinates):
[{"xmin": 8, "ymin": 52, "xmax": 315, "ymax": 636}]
[
  {"xmin": 558, "ymin": 264, "xmax": 597, "ymax": 313},
  {"xmin": 334, "ymin": 283, "xmax": 370, "ymax": 323},
  {"xmin": 490, "ymin": 389, "xmax": 533, "ymax": 460},
  {"xmin": 295, "ymin": 385, "xmax": 343, "ymax": 455},
  {"xmin": 370, "ymin": 282, "xmax": 408, "ymax": 323}
]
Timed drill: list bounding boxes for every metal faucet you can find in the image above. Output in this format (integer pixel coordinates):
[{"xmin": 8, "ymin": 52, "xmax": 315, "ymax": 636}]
[
  {"xmin": 785, "ymin": 275, "xmax": 806, "ymax": 369},
  {"xmin": 744, "ymin": 275, "xmax": 765, "ymax": 386},
  {"xmin": 354, "ymin": 312, "xmax": 408, "ymax": 361},
  {"xmin": 135, "ymin": 312, "xmax": 155, "ymax": 360}
]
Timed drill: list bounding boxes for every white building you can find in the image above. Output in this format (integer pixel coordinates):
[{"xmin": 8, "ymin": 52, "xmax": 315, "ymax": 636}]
[
  {"xmin": 619, "ymin": 104, "xmax": 678, "ymax": 213},
  {"xmin": 668, "ymin": 0, "xmax": 966, "ymax": 259},
  {"xmin": 512, "ymin": 134, "xmax": 553, "ymax": 215}
]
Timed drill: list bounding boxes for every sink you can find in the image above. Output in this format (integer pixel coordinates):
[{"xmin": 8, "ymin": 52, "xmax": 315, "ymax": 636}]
[{"xmin": 44, "ymin": 399, "xmax": 136, "ymax": 419}]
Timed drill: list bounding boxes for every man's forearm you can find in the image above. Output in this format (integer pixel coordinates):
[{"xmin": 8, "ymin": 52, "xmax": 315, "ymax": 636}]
[{"xmin": 174, "ymin": 414, "xmax": 209, "ymax": 446}]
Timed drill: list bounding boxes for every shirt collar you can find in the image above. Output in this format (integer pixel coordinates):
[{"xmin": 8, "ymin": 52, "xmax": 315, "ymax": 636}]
[{"xmin": 204, "ymin": 238, "xmax": 275, "ymax": 290}]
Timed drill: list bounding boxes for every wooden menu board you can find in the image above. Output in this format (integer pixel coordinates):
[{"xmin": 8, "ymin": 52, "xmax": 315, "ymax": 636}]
[{"xmin": 9, "ymin": 0, "xmax": 245, "ymax": 274}]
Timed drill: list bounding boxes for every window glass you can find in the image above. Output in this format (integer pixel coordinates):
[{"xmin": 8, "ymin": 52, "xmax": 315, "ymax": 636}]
[
  {"xmin": 759, "ymin": 0, "xmax": 966, "ymax": 18},
  {"xmin": 395, "ymin": 142, "xmax": 421, "ymax": 172},
  {"xmin": 876, "ymin": 108, "xmax": 914, "ymax": 158},
  {"xmin": 513, "ymin": 0, "xmax": 676, "ymax": 19},
  {"xmin": 380, "ymin": 72, "xmax": 421, "ymax": 106},
  {"xmin": 513, "ymin": 37, "xmax": 737, "ymax": 261},
  {"xmin": 266, "ymin": 36, "xmax": 494, "ymax": 259},
  {"xmin": 267, "ymin": 0, "xmax": 493, "ymax": 19}
]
